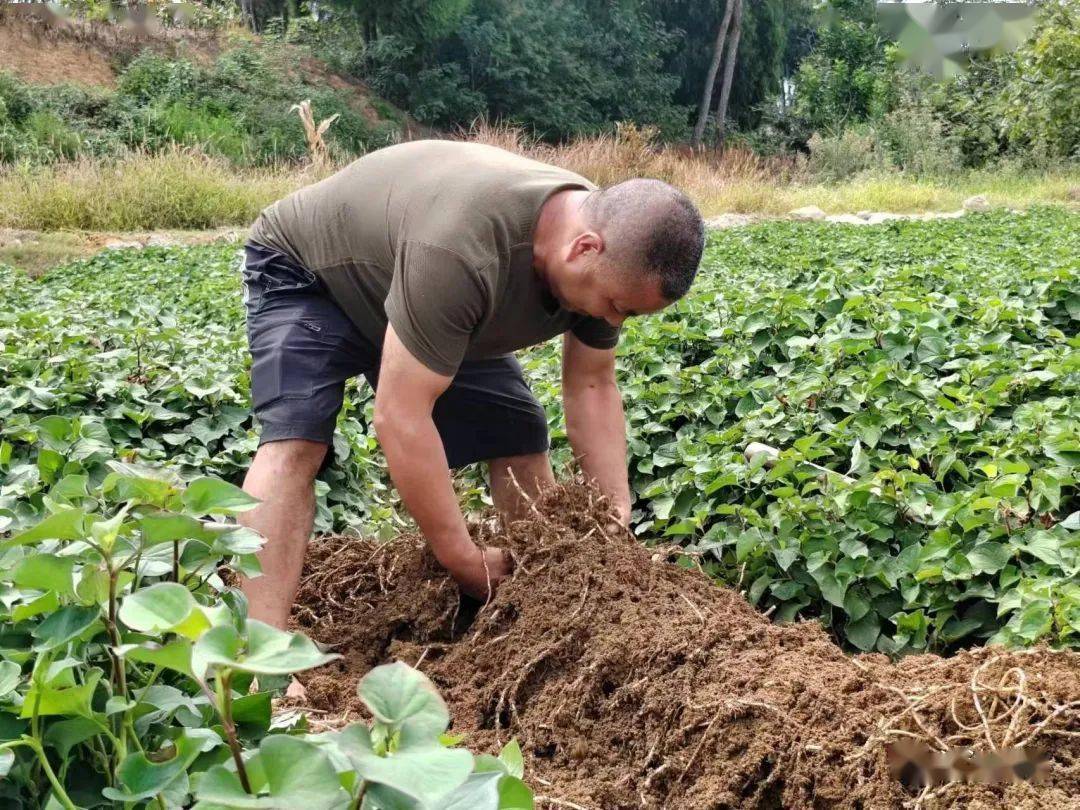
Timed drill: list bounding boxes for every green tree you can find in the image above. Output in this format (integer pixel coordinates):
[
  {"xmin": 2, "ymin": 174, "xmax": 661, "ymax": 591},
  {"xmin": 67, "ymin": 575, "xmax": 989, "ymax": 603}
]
[{"xmin": 792, "ymin": 0, "xmax": 896, "ymax": 132}]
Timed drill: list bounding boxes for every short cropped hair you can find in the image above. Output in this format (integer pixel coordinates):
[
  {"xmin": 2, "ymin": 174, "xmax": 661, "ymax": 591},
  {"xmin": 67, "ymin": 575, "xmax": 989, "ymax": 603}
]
[{"xmin": 583, "ymin": 178, "xmax": 705, "ymax": 301}]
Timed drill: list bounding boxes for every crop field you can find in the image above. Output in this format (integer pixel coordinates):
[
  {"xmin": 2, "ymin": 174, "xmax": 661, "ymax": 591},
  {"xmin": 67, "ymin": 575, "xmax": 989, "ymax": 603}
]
[{"xmin": 0, "ymin": 209, "xmax": 1078, "ymax": 807}]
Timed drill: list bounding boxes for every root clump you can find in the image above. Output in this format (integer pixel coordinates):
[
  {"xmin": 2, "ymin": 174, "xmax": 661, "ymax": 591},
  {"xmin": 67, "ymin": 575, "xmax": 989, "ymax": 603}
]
[{"xmin": 292, "ymin": 483, "xmax": 1080, "ymax": 809}]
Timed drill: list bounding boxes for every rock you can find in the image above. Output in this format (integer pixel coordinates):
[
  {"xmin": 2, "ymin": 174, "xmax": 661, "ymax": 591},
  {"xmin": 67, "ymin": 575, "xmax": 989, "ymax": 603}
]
[
  {"xmin": 866, "ymin": 212, "xmax": 902, "ymax": 225},
  {"xmin": 935, "ymin": 210, "xmax": 966, "ymax": 220},
  {"xmin": 856, "ymin": 211, "xmax": 873, "ymax": 220},
  {"xmin": 146, "ymin": 234, "xmax": 179, "ymax": 247},
  {"xmin": 705, "ymin": 213, "xmax": 755, "ymax": 229},
  {"xmin": 963, "ymin": 194, "xmax": 991, "ymax": 213},
  {"xmin": 104, "ymin": 239, "xmax": 143, "ymax": 250},
  {"xmin": 789, "ymin": 205, "xmax": 826, "ymax": 221},
  {"xmin": 825, "ymin": 214, "xmax": 868, "ymax": 225}
]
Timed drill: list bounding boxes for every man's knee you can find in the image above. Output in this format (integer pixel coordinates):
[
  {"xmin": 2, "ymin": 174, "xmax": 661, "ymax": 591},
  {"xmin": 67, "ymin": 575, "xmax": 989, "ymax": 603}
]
[
  {"xmin": 489, "ymin": 452, "xmax": 552, "ymax": 488},
  {"xmin": 250, "ymin": 438, "xmax": 328, "ymax": 483}
]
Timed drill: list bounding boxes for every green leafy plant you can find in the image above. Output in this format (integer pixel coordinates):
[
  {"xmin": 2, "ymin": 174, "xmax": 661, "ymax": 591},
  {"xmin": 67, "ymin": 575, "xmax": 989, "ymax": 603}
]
[
  {"xmin": 3, "ymin": 212, "xmax": 1078, "ymax": 662},
  {"xmin": 0, "ymin": 461, "xmax": 532, "ymax": 808}
]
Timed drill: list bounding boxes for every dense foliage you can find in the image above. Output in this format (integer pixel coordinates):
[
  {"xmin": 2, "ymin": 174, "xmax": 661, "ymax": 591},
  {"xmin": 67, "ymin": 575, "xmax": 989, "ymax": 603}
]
[
  {"xmin": 0, "ymin": 43, "xmax": 402, "ymax": 166},
  {"xmin": 0, "ymin": 455, "xmax": 531, "ymax": 808},
  {"xmin": 3, "ymin": 212, "xmax": 1077, "ymax": 658}
]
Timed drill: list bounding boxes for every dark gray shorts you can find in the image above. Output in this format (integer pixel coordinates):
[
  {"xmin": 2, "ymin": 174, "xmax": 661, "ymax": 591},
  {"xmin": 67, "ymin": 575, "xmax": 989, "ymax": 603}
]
[{"xmin": 241, "ymin": 243, "xmax": 550, "ymax": 470}]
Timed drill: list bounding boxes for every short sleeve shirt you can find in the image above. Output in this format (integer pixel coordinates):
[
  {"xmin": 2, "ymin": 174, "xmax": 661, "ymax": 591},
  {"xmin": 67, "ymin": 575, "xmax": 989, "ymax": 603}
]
[{"xmin": 249, "ymin": 140, "xmax": 620, "ymax": 376}]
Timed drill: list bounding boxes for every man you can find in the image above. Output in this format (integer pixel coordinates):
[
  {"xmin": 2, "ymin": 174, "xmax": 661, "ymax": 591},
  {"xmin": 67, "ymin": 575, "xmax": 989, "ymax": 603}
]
[{"xmin": 239, "ymin": 139, "xmax": 704, "ymax": 629}]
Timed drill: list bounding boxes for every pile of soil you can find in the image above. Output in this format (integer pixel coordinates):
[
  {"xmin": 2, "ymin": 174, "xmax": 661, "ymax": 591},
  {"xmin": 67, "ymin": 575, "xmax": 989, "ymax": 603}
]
[{"xmin": 292, "ymin": 484, "xmax": 1080, "ymax": 809}]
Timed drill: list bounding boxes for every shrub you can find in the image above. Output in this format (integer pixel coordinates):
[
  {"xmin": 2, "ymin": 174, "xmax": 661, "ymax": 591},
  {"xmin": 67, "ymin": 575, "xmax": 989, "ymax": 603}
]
[{"xmin": 807, "ymin": 128, "xmax": 880, "ymax": 181}]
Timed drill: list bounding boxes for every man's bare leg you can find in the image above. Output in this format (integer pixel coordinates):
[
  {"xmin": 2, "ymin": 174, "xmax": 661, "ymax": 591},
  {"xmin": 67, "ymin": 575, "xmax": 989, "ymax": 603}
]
[
  {"xmin": 488, "ymin": 452, "xmax": 556, "ymax": 521},
  {"xmin": 239, "ymin": 439, "xmax": 327, "ymax": 629}
]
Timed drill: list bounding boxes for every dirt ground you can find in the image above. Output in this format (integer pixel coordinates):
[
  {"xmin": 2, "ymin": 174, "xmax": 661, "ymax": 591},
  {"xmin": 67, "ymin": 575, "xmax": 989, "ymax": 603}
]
[{"xmin": 290, "ymin": 484, "xmax": 1080, "ymax": 810}]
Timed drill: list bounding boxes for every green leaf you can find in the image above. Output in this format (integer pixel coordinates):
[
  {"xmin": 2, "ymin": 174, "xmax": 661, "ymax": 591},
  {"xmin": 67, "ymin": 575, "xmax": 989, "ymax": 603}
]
[
  {"xmin": 13, "ymin": 590, "xmax": 61, "ymax": 622},
  {"xmin": 359, "ymin": 661, "xmax": 450, "ymax": 740},
  {"xmin": 0, "ymin": 660, "xmax": 21, "ymax": 698},
  {"xmin": 845, "ymin": 613, "xmax": 880, "ymax": 651},
  {"xmin": 967, "ymin": 543, "xmax": 1011, "ymax": 575},
  {"xmin": 3, "ymin": 509, "xmax": 87, "ymax": 547},
  {"xmin": 440, "ymin": 772, "xmax": 501, "ymax": 810},
  {"xmin": 115, "ymin": 640, "xmax": 194, "ymax": 678},
  {"xmin": 1016, "ymin": 531, "xmax": 1064, "ymax": 567},
  {"xmin": 21, "ymin": 670, "xmax": 102, "ymax": 718},
  {"xmin": 104, "ymin": 732, "xmax": 207, "ymax": 803},
  {"xmin": 44, "ymin": 717, "xmax": 102, "ymax": 759},
  {"xmin": 119, "ymin": 582, "xmax": 196, "ymax": 633},
  {"xmin": 195, "ymin": 735, "xmax": 347, "ymax": 808},
  {"xmin": 498, "ymin": 739, "xmax": 525, "ymax": 780},
  {"xmin": 32, "ymin": 604, "xmax": 101, "ymax": 651},
  {"xmin": 139, "ymin": 513, "xmax": 218, "ymax": 545},
  {"xmin": 182, "ymin": 478, "xmax": 260, "ymax": 516},
  {"xmin": 498, "ymin": 776, "xmax": 534, "ymax": 810},
  {"xmin": 191, "ymin": 621, "xmax": 338, "ymax": 679},
  {"xmin": 12, "ymin": 554, "xmax": 76, "ymax": 598}
]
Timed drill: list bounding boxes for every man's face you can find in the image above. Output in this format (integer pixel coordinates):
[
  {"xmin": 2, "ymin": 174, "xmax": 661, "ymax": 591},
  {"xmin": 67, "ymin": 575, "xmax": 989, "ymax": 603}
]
[{"xmin": 547, "ymin": 233, "xmax": 671, "ymax": 328}]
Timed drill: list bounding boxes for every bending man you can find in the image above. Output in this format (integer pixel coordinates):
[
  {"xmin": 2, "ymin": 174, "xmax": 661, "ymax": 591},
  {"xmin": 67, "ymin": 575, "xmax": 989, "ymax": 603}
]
[{"xmin": 238, "ymin": 139, "xmax": 704, "ymax": 627}]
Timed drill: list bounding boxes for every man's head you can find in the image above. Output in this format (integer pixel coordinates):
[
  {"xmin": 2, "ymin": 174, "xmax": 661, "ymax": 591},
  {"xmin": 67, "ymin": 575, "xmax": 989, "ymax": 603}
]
[{"xmin": 537, "ymin": 179, "xmax": 705, "ymax": 327}]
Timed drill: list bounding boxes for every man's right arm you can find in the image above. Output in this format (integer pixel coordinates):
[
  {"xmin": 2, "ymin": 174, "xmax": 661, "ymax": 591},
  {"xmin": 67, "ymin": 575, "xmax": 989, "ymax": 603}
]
[{"xmin": 373, "ymin": 324, "xmax": 509, "ymax": 598}]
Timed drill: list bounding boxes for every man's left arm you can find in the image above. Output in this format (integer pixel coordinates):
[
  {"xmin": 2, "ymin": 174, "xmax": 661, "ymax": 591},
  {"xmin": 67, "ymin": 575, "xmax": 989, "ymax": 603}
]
[{"xmin": 561, "ymin": 332, "xmax": 631, "ymax": 526}]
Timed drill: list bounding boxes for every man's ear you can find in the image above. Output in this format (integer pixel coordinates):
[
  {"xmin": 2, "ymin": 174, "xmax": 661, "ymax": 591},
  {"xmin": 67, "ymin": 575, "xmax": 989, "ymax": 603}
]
[{"xmin": 567, "ymin": 231, "xmax": 604, "ymax": 262}]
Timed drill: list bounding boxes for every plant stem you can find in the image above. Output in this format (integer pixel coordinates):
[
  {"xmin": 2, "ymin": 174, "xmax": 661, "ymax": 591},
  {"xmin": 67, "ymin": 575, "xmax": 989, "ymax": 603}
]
[
  {"xmin": 213, "ymin": 672, "xmax": 252, "ymax": 794},
  {"xmin": 173, "ymin": 539, "xmax": 180, "ymax": 582},
  {"xmin": 22, "ymin": 738, "xmax": 78, "ymax": 810},
  {"xmin": 105, "ymin": 564, "xmax": 130, "ymax": 754},
  {"xmin": 351, "ymin": 781, "xmax": 368, "ymax": 810}
]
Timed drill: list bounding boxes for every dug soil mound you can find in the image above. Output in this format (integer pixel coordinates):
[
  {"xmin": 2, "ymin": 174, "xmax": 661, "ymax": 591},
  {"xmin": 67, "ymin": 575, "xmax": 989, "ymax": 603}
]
[{"xmin": 292, "ymin": 484, "xmax": 1080, "ymax": 809}]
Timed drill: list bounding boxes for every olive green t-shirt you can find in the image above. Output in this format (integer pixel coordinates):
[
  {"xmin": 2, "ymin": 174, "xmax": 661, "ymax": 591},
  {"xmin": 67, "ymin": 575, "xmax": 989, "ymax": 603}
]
[{"xmin": 249, "ymin": 140, "xmax": 620, "ymax": 376}]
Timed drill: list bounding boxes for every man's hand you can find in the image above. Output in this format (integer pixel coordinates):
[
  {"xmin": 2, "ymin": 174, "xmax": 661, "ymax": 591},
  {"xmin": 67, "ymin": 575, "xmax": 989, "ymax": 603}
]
[
  {"xmin": 374, "ymin": 325, "xmax": 512, "ymax": 598},
  {"xmin": 443, "ymin": 544, "xmax": 513, "ymax": 600}
]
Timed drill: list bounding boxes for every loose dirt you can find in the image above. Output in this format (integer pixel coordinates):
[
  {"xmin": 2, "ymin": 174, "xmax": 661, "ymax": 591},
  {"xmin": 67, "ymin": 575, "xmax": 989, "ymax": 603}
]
[{"xmin": 291, "ymin": 484, "xmax": 1080, "ymax": 809}]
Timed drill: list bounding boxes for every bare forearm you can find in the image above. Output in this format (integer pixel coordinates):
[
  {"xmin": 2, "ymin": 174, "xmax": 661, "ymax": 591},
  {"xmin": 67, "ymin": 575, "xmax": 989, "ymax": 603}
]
[
  {"xmin": 375, "ymin": 411, "xmax": 474, "ymax": 567},
  {"xmin": 565, "ymin": 381, "xmax": 632, "ymax": 523}
]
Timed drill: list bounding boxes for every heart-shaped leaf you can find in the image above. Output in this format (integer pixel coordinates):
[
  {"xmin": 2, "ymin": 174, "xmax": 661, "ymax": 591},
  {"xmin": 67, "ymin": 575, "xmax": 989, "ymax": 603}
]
[
  {"xmin": 182, "ymin": 479, "xmax": 260, "ymax": 516},
  {"xmin": 119, "ymin": 582, "xmax": 197, "ymax": 634},
  {"xmin": 192, "ymin": 621, "xmax": 338, "ymax": 679}
]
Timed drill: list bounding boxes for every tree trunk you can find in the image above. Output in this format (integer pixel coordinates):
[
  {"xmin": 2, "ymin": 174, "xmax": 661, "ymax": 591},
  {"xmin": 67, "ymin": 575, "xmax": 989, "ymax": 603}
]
[
  {"xmin": 714, "ymin": 0, "xmax": 743, "ymax": 148},
  {"xmin": 691, "ymin": 0, "xmax": 736, "ymax": 150}
]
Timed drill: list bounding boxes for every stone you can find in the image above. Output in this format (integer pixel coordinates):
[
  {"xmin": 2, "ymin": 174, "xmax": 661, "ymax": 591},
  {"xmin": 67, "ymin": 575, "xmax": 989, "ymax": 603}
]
[
  {"xmin": 856, "ymin": 211, "xmax": 873, "ymax": 220},
  {"xmin": 866, "ymin": 212, "xmax": 902, "ymax": 225},
  {"xmin": 789, "ymin": 205, "xmax": 826, "ymax": 221},
  {"xmin": 104, "ymin": 240, "xmax": 143, "ymax": 250},
  {"xmin": 825, "ymin": 214, "xmax": 868, "ymax": 225},
  {"xmin": 963, "ymin": 194, "xmax": 991, "ymax": 213},
  {"xmin": 705, "ymin": 213, "xmax": 755, "ymax": 229},
  {"xmin": 146, "ymin": 234, "xmax": 179, "ymax": 247}
]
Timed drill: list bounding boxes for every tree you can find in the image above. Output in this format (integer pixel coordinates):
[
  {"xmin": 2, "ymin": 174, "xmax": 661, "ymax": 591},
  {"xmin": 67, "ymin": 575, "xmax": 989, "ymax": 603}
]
[
  {"xmin": 713, "ymin": 0, "xmax": 742, "ymax": 145},
  {"xmin": 691, "ymin": 0, "xmax": 735, "ymax": 148}
]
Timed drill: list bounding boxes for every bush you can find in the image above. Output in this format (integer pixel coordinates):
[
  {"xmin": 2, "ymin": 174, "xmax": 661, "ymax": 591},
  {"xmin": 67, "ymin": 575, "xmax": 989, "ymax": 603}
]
[
  {"xmin": 807, "ymin": 128, "xmax": 879, "ymax": 181},
  {"xmin": 874, "ymin": 81, "xmax": 962, "ymax": 177}
]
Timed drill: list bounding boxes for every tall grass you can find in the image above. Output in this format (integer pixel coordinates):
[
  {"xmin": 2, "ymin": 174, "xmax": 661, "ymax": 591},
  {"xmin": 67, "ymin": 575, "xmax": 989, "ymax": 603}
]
[
  {"xmin": 0, "ymin": 131, "xmax": 1075, "ymax": 232},
  {"xmin": 464, "ymin": 120, "xmax": 1080, "ymax": 216},
  {"xmin": 0, "ymin": 148, "xmax": 320, "ymax": 231}
]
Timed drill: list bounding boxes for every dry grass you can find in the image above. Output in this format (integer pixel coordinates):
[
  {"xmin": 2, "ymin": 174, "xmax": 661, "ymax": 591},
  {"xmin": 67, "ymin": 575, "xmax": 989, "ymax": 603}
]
[
  {"xmin": 0, "ymin": 129, "xmax": 1075, "ymax": 233},
  {"xmin": 0, "ymin": 148, "xmax": 322, "ymax": 231},
  {"xmin": 463, "ymin": 120, "xmax": 1080, "ymax": 217}
]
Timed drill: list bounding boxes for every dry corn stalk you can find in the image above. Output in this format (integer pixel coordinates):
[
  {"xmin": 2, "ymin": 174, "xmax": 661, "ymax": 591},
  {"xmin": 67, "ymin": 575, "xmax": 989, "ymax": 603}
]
[{"xmin": 290, "ymin": 99, "xmax": 340, "ymax": 168}]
